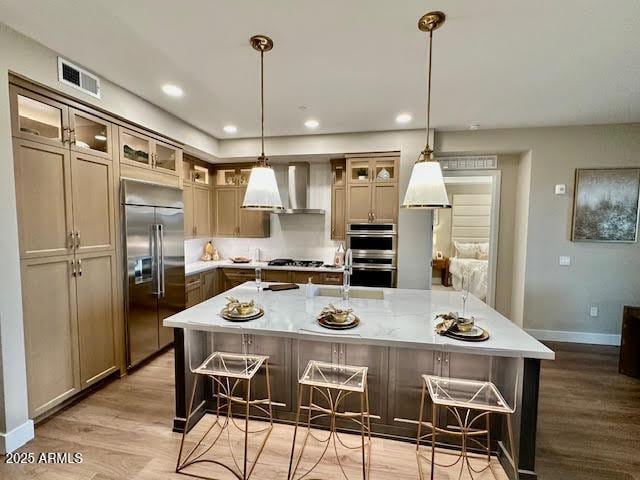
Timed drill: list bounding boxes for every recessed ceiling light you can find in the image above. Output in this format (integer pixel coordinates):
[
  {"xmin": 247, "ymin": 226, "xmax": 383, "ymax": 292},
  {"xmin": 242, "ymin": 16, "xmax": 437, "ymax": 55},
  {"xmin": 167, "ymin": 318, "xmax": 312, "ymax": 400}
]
[
  {"xmin": 304, "ymin": 119, "xmax": 319, "ymax": 129},
  {"xmin": 396, "ymin": 113, "xmax": 413, "ymax": 124},
  {"xmin": 94, "ymin": 134, "xmax": 107, "ymax": 141},
  {"xmin": 162, "ymin": 84, "xmax": 183, "ymax": 97},
  {"xmin": 469, "ymin": 124, "xmax": 480, "ymax": 130},
  {"xmin": 223, "ymin": 125, "xmax": 238, "ymax": 134}
]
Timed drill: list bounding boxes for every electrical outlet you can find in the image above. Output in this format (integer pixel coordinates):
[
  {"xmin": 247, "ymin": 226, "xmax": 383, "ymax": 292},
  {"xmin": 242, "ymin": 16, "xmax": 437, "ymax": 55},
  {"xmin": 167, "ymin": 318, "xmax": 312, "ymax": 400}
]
[
  {"xmin": 555, "ymin": 184, "xmax": 566, "ymax": 195},
  {"xmin": 589, "ymin": 306, "xmax": 599, "ymax": 317},
  {"xmin": 559, "ymin": 256, "xmax": 571, "ymax": 266}
]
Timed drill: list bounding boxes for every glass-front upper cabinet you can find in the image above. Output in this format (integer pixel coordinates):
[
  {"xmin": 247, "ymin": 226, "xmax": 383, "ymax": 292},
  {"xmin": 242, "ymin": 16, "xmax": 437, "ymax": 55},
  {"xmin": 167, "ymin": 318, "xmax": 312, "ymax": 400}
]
[
  {"xmin": 69, "ymin": 108, "xmax": 111, "ymax": 158},
  {"xmin": 237, "ymin": 168, "xmax": 252, "ymax": 186},
  {"xmin": 215, "ymin": 168, "xmax": 238, "ymax": 186},
  {"xmin": 154, "ymin": 140, "xmax": 180, "ymax": 174},
  {"xmin": 10, "ymin": 85, "xmax": 69, "ymax": 147},
  {"xmin": 348, "ymin": 159, "xmax": 372, "ymax": 183},
  {"xmin": 331, "ymin": 159, "xmax": 346, "ymax": 186},
  {"xmin": 119, "ymin": 128, "xmax": 151, "ymax": 168},
  {"xmin": 372, "ymin": 157, "xmax": 396, "ymax": 183}
]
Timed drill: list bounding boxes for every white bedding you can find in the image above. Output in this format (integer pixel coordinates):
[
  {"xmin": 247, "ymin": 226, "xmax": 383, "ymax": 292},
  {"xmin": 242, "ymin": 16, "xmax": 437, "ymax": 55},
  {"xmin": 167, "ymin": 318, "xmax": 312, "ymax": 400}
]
[{"xmin": 449, "ymin": 257, "xmax": 488, "ymax": 301}]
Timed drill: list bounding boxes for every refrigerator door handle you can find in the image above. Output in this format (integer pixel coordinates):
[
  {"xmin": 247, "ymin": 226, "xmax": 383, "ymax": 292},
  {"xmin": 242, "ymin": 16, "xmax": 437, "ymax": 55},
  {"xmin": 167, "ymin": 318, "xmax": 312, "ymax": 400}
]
[
  {"xmin": 158, "ymin": 224, "xmax": 165, "ymax": 298},
  {"xmin": 151, "ymin": 224, "xmax": 161, "ymax": 297}
]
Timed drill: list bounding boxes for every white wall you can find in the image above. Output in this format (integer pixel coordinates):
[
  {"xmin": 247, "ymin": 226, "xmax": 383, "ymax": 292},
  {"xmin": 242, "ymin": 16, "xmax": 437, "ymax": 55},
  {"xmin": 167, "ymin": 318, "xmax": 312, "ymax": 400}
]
[
  {"xmin": 218, "ymin": 130, "xmax": 435, "ymax": 289},
  {"xmin": 0, "ymin": 23, "xmax": 220, "ymax": 452}
]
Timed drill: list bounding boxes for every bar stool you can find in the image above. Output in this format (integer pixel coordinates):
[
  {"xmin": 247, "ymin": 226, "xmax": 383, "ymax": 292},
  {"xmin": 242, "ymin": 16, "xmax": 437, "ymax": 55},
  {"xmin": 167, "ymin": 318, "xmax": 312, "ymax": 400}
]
[
  {"xmin": 176, "ymin": 350, "xmax": 274, "ymax": 480},
  {"xmin": 288, "ymin": 360, "xmax": 371, "ymax": 480},
  {"xmin": 416, "ymin": 375, "xmax": 517, "ymax": 480}
]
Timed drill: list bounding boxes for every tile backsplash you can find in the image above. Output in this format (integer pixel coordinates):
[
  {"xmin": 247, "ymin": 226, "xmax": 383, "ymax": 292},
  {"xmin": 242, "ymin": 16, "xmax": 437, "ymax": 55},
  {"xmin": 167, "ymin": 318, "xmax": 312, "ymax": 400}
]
[{"xmin": 184, "ymin": 162, "xmax": 344, "ymax": 265}]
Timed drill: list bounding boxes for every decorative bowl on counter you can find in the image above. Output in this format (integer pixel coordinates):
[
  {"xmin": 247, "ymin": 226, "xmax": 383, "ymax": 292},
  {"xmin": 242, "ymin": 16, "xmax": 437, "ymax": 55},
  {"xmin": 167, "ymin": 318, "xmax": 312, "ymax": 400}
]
[
  {"xmin": 316, "ymin": 304, "xmax": 360, "ymax": 330},
  {"xmin": 230, "ymin": 256, "xmax": 251, "ymax": 264}
]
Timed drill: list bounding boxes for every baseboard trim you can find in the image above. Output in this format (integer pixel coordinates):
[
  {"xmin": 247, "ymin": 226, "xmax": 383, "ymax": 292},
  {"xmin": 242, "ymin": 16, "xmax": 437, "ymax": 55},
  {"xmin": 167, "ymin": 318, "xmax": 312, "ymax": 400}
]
[
  {"xmin": 526, "ymin": 328, "xmax": 621, "ymax": 346},
  {"xmin": 0, "ymin": 419, "xmax": 34, "ymax": 453}
]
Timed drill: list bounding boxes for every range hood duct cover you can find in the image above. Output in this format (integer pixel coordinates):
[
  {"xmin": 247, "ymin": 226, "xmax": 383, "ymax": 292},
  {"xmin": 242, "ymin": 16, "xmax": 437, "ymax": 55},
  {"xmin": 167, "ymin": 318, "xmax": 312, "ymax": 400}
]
[{"xmin": 275, "ymin": 162, "xmax": 325, "ymax": 214}]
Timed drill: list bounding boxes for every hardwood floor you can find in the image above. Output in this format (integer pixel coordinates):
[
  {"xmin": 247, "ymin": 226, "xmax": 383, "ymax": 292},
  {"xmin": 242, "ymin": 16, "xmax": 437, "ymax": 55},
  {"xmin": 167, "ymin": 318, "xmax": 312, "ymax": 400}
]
[
  {"xmin": 2, "ymin": 351, "xmax": 506, "ymax": 480},
  {"xmin": 536, "ymin": 342, "xmax": 640, "ymax": 480},
  {"xmin": 3, "ymin": 342, "xmax": 638, "ymax": 479}
]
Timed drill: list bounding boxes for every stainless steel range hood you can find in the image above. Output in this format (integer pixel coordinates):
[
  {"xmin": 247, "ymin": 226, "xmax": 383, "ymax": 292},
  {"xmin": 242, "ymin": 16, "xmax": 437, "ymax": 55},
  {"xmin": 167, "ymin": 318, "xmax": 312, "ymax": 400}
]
[{"xmin": 275, "ymin": 162, "xmax": 325, "ymax": 214}]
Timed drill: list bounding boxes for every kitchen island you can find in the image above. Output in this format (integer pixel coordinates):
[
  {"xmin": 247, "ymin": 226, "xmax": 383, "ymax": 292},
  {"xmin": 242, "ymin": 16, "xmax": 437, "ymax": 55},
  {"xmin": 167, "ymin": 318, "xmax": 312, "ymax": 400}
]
[{"xmin": 165, "ymin": 282, "xmax": 553, "ymax": 479}]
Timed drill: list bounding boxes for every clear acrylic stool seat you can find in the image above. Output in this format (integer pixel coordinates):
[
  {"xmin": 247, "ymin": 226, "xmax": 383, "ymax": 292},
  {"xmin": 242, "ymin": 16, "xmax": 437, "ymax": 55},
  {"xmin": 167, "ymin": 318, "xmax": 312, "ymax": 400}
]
[
  {"xmin": 288, "ymin": 360, "xmax": 371, "ymax": 480},
  {"xmin": 176, "ymin": 345, "xmax": 273, "ymax": 480},
  {"xmin": 417, "ymin": 375, "xmax": 517, "ymax": 480}
]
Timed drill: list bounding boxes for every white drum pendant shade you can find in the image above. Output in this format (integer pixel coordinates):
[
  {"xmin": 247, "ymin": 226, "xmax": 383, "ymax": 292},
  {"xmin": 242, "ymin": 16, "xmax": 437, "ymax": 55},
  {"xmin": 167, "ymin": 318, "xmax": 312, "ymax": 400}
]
[
  {"xmin": 402, "ymin": 160, "xmax": 450, "ymax": 209},
  {"xmin": 242, "ymin": 165, "xmax": 283, "ymax": 210}
]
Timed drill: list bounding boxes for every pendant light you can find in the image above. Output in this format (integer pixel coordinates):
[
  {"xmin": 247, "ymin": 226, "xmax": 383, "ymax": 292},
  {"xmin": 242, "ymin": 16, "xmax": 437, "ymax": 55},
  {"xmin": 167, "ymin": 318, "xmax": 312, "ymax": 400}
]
[
  {"xmin": 402, "ymin": 12, "xmax": 451, "ymax": 210},
  {"xmin": 242, "ymin": 35, "xmax": 283, "ymax": 211}
]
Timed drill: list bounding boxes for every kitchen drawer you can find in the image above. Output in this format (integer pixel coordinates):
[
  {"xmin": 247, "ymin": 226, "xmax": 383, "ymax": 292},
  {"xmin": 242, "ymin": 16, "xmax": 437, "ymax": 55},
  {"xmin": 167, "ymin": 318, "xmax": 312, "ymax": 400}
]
[
  {"xmin": 291, "ymin": 271, "xmax": 324, "ymax": 284},
  {"xmin": 323, "ymin": 272, "xmax": 344, "ymax": 285},
  {"xmin": 263, "ymin": 270, "xmax": 290, "ymax": 283}
]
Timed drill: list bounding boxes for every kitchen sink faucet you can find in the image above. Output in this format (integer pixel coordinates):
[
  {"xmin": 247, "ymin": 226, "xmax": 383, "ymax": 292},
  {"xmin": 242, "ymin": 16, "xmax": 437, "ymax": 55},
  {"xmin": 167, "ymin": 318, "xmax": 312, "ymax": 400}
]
[{"xmin": 342, "ymin": 248, "xmax": 353, "ymax": 300}]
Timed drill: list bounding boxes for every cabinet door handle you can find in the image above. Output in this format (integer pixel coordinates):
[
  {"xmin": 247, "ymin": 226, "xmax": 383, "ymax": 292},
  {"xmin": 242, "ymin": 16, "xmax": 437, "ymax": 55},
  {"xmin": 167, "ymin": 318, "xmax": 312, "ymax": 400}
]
[
  {"xmin": 62, "ymin": 128, "xmax": 71, "ymax": 145},
  {"xmin": 68, "ymin": 231, "xmax": 75, "ymax": 249},
  {"xmin": 194, "ymin": 225, "xmax": 197, "ymax": 236},
  {"xmin": 77, "ymin": 259, "xmax": 82, "ymax": 277},
  {"xmin": 75, "ymin": 231, "xmax": 81, "ymax": 248},
  {"xmin": 70, "ymin": 130, "xmax": 76, "ymax": 145},
  {"xmin": 70, "ymin": 260, "xmax": 76, "ymax": 277}
]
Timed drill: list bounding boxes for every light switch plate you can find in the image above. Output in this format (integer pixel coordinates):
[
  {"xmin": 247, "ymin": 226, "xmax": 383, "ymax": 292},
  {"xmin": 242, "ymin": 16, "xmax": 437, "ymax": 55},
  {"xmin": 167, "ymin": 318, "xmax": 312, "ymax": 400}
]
[
  {"xmin": 589, "ymin": 306, "xmax": 599, "ymax": 317},
  {"xmin": 559, "ymin": 255, "xmax": 571, "ymax": 266},
  {"xmin": 555, "ymin": 184, "xmax": 566, "ymax": 195}
]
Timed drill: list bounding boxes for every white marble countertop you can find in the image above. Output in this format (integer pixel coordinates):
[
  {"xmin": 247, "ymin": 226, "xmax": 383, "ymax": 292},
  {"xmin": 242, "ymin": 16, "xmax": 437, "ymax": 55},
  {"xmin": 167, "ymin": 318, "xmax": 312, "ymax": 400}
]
[
  {"xmin": 185, "ymin": 260, "xmax": 344, "ymax": 276},
  {"xmin": 164, "ymin": 282, "xmax": 554, "ymax": 360}
]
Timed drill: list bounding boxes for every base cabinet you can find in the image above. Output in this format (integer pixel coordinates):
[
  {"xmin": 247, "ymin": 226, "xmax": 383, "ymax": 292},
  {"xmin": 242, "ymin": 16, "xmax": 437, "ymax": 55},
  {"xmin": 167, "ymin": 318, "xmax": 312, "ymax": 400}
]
[
  {"xmin": 21, "ymin": 256, "xmax": 81, "ymax": 417},
  {"xmin": 75, "ymin": 252, "xmax": 118, "ymax": 387}
]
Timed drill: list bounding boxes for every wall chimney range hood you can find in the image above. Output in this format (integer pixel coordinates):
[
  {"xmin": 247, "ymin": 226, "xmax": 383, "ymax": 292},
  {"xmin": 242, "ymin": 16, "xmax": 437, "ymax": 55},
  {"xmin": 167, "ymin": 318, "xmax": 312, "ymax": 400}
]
[{"xmin": 275, "ymin": 162, "xmax": 325, "ymax": 214}]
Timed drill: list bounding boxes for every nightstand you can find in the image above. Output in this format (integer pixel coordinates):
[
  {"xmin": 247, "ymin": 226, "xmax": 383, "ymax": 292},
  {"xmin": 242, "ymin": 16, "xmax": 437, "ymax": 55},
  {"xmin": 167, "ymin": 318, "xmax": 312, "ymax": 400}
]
[{"xmin": 432, "ymin": 257, "xmax": 450, "ymax": 287}]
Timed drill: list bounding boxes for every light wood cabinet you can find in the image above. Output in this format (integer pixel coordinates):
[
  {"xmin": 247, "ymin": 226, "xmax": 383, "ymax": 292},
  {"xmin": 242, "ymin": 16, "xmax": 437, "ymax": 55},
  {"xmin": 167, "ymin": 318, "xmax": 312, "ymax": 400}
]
[
  {"xmin": 346, "ymin": 155, "xmax": 399, "ymax": 224},
  {"xmin": 21, "ymin": 256, "xmax": 81, "ymax": 418},
  {"xmin": 214, "ymin": 184, "xmax": 270, "ymax": 238},
  {"xmin": 71, "ymin": 153, "xmax": 116, "ymax": 254},
  {"xmin": 13, "ymin": 139, "xmax": 74, "ymax": 259},
  {"xmin": 11, "ymin": 86, "xmax": 120, "ymax": 419},
  {"xmin": 201, "ymin": 270, "xmax": 220, "ymax": 300},
  {"xmin": 331, "ymin": 159, "xmax": 346, "ymax": 240},
  {"xmin": 75, "ymin": 252, "xmax": 118, "ymax": 388},
  {"xmin": 13, "ymin": 139, "xmax": 117, "ymax": 259},
  {"xmin": 118, "ymin": 126, "xmax": 182, "ymax": 183},
  {"xmin": 215, "ymin": 187, "xmax": 238, "ymax": 236},
  {"xmin": 185, "ymin": 275, "xmax": 203, "ymax": 308},
  {"xmin": 184, "ymin": 183, "xmax": 213, "ymax": 238}
]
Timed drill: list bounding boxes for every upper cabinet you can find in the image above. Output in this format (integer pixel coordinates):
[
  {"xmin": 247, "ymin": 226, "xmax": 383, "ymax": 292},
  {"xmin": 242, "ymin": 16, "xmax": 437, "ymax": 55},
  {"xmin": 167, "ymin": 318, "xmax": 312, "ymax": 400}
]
[
  {"xmin": 331, "ymin": 159, "xmax": 346, "ymax": 240},
  {"xmin": 69, "ymin": 108, "xmax": 112, "ymax": 159},
  {"xmin": 118, "ymin": 127, "xmax": 182, "ymax": 176},
  {"xmin": 346, "ymin": 155, "xmax": 399, "ymax": 224},
  {"xmin": 213, "ymin": 165, "xmax": 270, "ymax": 238},
  {"xmin": 10, "ymin": 85, "xmax": 69, "ymax": 148}
]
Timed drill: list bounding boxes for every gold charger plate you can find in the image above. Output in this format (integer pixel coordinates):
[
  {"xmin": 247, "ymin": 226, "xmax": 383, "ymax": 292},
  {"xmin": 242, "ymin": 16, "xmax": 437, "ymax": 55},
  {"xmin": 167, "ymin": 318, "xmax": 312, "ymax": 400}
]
[
  {"xmin": 317, "ymin": 313, "xmax": 360, "ymax": 330},
  {"xmin": 220, "ymin": 307, "xmax": 264, "ymax": 322},
  {"xmin": 443, "ymin": 326, "xmax": 490, "ymax": 342}
]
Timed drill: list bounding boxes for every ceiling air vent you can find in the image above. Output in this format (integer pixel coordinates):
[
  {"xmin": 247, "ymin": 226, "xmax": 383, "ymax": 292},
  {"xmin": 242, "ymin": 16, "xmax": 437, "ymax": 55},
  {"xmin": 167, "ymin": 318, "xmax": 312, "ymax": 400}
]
[{"xmin": 57, "ymin": 57, "xmax": 101, "ymax": 98}]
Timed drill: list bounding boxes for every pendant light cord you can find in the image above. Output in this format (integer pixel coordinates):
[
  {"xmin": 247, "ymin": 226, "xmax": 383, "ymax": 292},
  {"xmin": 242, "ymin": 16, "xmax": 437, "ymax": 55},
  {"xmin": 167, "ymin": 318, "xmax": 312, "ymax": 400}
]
[
  {"xmin": 425, "ymin": 29, "xmax": 433, "ymax": 151},
  {"xmin": 260, "ymin": 48, "xmax": 265, "ymax": 160}
]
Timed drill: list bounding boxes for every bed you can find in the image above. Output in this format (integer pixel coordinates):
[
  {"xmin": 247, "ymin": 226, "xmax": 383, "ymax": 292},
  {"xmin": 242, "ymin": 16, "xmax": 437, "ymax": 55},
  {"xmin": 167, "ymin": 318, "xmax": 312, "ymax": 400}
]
[{"xmin": 448, "ymin": 256, "xmax": 489, "ymax": 301}]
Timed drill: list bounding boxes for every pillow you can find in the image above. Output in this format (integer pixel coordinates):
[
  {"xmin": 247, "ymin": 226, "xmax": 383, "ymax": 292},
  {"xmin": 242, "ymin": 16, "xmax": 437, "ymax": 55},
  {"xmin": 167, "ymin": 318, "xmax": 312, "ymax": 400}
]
[
  {"xmin": 454, "ymin": 241, "xmax": 477, "ymax": 259},
  {"xmin": 476, "ymin": 242, "xmax": 490, "ymax": 260}
]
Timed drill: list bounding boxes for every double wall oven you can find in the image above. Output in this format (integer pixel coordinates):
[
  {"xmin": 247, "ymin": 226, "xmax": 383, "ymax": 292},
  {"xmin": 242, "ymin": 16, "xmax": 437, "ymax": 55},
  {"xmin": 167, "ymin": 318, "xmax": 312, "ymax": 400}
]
[{"xmin": 346, "ymin": 223, "xmax": 397, "ymax": 288}]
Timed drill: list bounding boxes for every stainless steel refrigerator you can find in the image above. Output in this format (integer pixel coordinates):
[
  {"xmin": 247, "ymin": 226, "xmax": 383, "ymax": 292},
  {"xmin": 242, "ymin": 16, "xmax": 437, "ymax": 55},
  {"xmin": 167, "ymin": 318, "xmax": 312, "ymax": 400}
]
[{"xmin": 122, "ymin": 179, "xmax": 185, "ymax": 369}]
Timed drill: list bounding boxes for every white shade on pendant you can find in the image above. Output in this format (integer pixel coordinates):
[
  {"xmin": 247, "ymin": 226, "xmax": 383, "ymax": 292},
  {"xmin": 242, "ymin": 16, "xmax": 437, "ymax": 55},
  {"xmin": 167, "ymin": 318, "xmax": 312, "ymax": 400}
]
[
  {"xmin": 402, "ymin": 161, "xmax": 451, "ymax": 209},
  {"xmin": 242, "ymin": 165, "xmax": 283, "ymax": 210}
]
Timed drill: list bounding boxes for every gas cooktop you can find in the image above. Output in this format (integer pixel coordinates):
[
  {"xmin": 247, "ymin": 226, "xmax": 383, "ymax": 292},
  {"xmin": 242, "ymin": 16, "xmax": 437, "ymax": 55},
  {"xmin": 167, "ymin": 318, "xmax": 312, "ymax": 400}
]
[{"xmin": 267, "ymin": 259, "xmax": 324, "ymax": 268}]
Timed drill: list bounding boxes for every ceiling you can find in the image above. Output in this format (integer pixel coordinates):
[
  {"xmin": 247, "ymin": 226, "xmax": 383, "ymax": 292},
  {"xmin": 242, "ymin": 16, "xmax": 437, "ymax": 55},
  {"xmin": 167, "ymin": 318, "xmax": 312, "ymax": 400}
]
[{"xmin": 1, "ymin": 0, "xmax": 638, "ymax": 139}]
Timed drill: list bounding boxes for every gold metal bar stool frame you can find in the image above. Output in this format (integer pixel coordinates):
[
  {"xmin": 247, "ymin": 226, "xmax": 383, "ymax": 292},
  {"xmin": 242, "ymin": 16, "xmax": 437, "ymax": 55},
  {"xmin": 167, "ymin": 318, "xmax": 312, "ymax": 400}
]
[
  {"xmin": 416, "ymin": 375, "xmax": 518, "ymax": 480},
  {"xmin": 176, "ymin": 350, "xmax": 274, "ymax": 480},
  {"xmin": 288, "ymin": 360, "xmax": 372, "ymax": 480}
]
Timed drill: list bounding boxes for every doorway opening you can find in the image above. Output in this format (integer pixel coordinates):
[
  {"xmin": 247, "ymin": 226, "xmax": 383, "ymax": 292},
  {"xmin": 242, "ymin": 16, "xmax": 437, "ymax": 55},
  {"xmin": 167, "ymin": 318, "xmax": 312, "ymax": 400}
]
[{"xmin": 431, "ymin": 170, "xmax": 501, "ymax": 307}]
